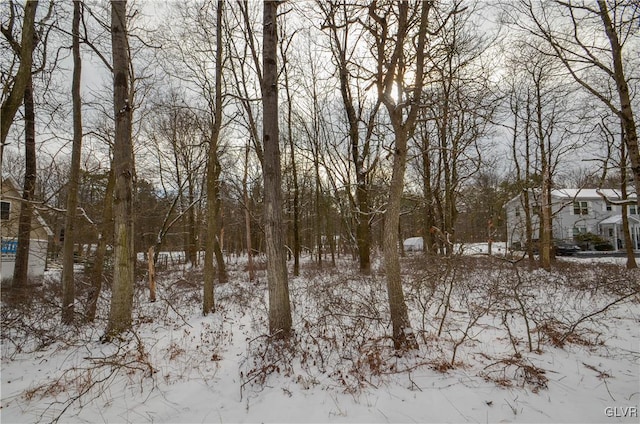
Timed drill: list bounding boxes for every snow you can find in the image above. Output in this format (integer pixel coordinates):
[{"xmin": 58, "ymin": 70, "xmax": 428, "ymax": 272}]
[{"xmin": 2, "ymin": 251, "xmax": 639, "ymax": 423}]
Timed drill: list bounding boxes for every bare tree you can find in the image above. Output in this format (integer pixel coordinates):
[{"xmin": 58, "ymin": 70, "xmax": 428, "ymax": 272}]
[
  {"xmin": 0, "ymin": 1, "xmax": 53, "ymax": 287},
  {"xmin": 279, "ymin": 18, "xmax": 301, "ymax": 276},
  {"xmin": 366, "ymin": 0, "xmax": 433, "ymax": 350},
  {"xmin": 86, "ymin": 166, "xmax": 115, "ymax": 322},
  {"xmin": 263, "ymin": 0, "xmax": 292, "ymax": 337},
  {"xmin": 11, "ymin": 71, "xmax": 36, "ymax": 287},
  {"xmin": 318, "ymin": 0, "xmax": 383, "ymax": 274},
  {"xmin": 415, "ymin": 1, "xmax": 498, "ymax": 255},
  {"xmin": 505, "ymin": 0, "xmax": 640, "ymax": 204},
  {"xmin": 149, "ymin": 90, "xmax": 205, "ymax": 267},
  {"xmin": 227, "ymin": 0, "xmax": 264, "ymax": 167},
  {"xmin": 504, "ymin": 70, "xmax": 537, "ymax": 261},
  {"xmin": 106, "ymin": 0, "xmax": 135, "ymax": 337},
  {"xmin": 0, "ymin": 0, "xmax": 38, "ymax": 162},
  {"xmin": 62, "ymin": 0, "xmax": 84, "ymax": 324},
  {"xmin": 203, "ymin": 0, "xmax": 225, "ymax": 314},
  {"xmin": 596, "ymin": 117, "xmax": 637, "ymax": 269}
]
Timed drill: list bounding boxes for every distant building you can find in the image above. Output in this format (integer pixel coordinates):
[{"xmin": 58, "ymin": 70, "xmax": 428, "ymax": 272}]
[
  {"xmin": 1, "ymin": 176, "xmax": 54, "ymax": 282},
  {"xmin": 403, "ymin": 237, "xmax": 423, "ymax": 252},
  {"xmin": 504, "ymin": 188, "xmax": 639, "ymax": 252}
]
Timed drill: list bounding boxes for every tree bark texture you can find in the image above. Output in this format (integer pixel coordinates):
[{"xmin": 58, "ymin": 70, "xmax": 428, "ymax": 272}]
[
  {"xmin": 86, "ymin": 168, "xmax": 115, "ymax": 322},
  {"xmin": 106, "ymin": 0, "xmax": 135, "ymax": 336},
  {"xmin": 12, "ymin": 74, "xmax": 36, "ymax": 287},
  {"xmin": 62, "ymin": 0, "xmax": 83, "ymax": 324},
  {"xmin": 0, "ymin": 0, "xmax": 38, "ymax": 156},
  {"xmin": 263, "ymin": 0, "xmax": 292, "ymax": 337},
  {"xmin": 383, "ymin": 130, "xmax": 418, "ymax": 350},
  {"xmin": 620, "ymin": 138, "xmax": 637, "ymax": 269},
  {"xmin": 375, "ymin": 0, "xmax": 432, "ymax": 350}
]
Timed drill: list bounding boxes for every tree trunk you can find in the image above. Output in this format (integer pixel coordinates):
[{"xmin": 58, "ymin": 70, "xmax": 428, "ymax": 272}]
[
  {"xmin": 283, "ymin": 51, "xmax": 300, "ymax": 276},
  {"xmin": 597, "ymin": 0, "xmax": 640, "ymax": 208},
  {"xmin": 203, "ymin": 0, "xmax": 225, "ymax": 314},
  {"xmin": 263, "ymin": 0, "xmax": 292, "ymax": 337},
  {"xmin": 0, "ymin": 0, "xmax": 38, "ymax": 157},
  {"xmin": 536, "ymin": 82, "xmax": 552, "ymax": 269},
  {"xmin": 213, "ymin": 169, "xmax": 227, "ymax": 284},
  {"xmin": 203, "ymin": 153, "xmax": 216, "ymax": 314},
  {"xmin": 421, "ymin": 127, "xmax": 436, "ymax": 255},
  {"xmin": 243, "ymin": 144, "xmax": 255, "ymax": 281},
  {"xmin": 62, "ymin": 0, "xmax": 83, "ymax": 324},
  {"xmin": 86, "ymin": 168, "xmax": 115, "ymax": 322},
  {"xmin": 321, "ymin": 1, "xmax": 374, "ymax": 273},
  {"xmin": 539, "ymin": 164, "xmax": 552, "ymax": 269},
  {"xmin": 12, "ymin": 74, "xmax": 36, "ymax": 288},
  {"xmin": 106, "ymin": 0, "xmax": 135, "ymax": 337},
  {"xmin": 186, "ymin": 179, "xmax": 197, "ymax": 266},
  {"xmin": 523, "ymin": 94, "xmax": 535, "ymax": 261},
  {"xmin": 314, "ymin": 158, "xmax": 323, "ymax": 268},
  {"xmin": 383, "ymin": 131, "xmax": 418, "ymax": 350},
  {"xmin": 354, "ymin": 183, "xmax": 371, "ymax": 271},
  {"xmin": 620, "ymin": 136, "xmax": 637, "ymax": 269},
  {"xmin": 148, "ymin": 246, "xmax": 156, "ymax": 302},
  {"xmin": 375, "ymin": 0, "xmax": 430, "ymax": 351}
]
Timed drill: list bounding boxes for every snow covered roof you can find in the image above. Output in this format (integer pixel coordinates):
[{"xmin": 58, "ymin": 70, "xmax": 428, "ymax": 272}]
[
  {"xmin": 551, "ymin": 188, "xmax": 636, "ymax": 201},
  {"xmin": 505, "ymin": 188, "xmax": 637, "ymax": 207},
  {"xmin": 599, "ymin": 214, "xmax": 640, "ymax": 225}
]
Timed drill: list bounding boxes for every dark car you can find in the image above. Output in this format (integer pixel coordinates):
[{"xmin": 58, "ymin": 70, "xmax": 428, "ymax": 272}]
[{"xmin": 553, "ymin": 241, "xmax": 581, "ymax": 256}]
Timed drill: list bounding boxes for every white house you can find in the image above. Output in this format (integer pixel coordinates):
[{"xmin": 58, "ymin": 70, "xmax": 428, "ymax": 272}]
[
  {"xmin": 504, "ymin": 188, "xmax": 639, "ymax": 252},
  {"xmin": 1, "ymin": 176, "xmax": 54, "ymax": 282}
]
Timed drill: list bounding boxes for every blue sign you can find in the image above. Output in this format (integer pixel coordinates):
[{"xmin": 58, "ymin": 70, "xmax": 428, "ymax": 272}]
[{"xmin": 1, "ymin": 240, "xmax": 18, "ymax": 254}]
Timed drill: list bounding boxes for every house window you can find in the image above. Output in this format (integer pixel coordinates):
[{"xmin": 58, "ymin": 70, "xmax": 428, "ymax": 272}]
[
  {"xmin": 0, "ymin": 201, "xmax": 10, "ymax": 220},
  {"xmin": 630, "ymin": 205, "xmax": 638, "ymax": 215},
  {"xmin": 573, "ymin": 201, "xmax": 588, "ymax": 215},
  {"xmin": 515, "ymin": 208, "xmax": 520, "ymax": 217},
  {"xmin": 573, "ymin": 226, "xmax": 587, "ymax": 236},
  {"xmin": 606, "ymin": 204, "xmax": 612, "ymax": 211}
]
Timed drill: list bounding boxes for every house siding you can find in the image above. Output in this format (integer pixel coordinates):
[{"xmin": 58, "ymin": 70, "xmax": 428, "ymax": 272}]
[
  {"xmin": 505, "ymin": 189, "xmax": 639, "ymax": 251},
  {"xmin": 1, "ymin": 177, "xmax": 53, "ymax": 281}
]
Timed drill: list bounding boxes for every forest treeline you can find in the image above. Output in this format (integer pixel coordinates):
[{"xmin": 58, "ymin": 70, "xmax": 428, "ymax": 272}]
[{"xmin": 1, "ymin": 0, "xmax": 638, "ymax": 347}]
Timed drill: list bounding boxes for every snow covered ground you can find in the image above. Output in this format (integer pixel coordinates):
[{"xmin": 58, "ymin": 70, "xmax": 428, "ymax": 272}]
[{"xmin": 1, "ymin": 253, "xmax": 639, "ymax": 423}]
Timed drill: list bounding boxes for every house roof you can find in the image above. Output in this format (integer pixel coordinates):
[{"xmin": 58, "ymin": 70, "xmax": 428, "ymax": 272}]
[
  {"xmin": 505, "ymin": 188, "xmax": 637, "ymax": 207},
  {"xmin": 599, "ymin": 214, "xmax": 640, "ymax": 225},
  {"xmin": 551, "ymin": 188, "xmax": 636, "ymax": 201}
]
